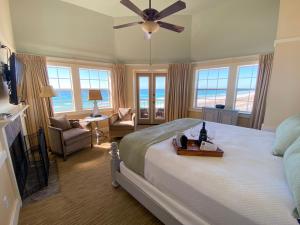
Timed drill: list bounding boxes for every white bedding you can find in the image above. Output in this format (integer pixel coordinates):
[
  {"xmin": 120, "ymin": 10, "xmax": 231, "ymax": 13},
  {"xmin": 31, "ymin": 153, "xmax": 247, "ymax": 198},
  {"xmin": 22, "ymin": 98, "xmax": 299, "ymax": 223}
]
[{"xmin": 135, "ymin": 122, "xmax": 297, "ymax": 225}]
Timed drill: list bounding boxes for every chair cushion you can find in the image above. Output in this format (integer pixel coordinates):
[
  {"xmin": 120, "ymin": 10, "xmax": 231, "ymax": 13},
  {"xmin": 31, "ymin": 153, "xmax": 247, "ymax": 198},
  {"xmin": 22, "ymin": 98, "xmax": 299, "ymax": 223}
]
[
  {"xmin": 50, "ymin": 115, "xmax": 71, "ymax": 131},
  {"xmin": 110, "ymin": 120, "xmax": 134, "ymax": 130},
  {"xmin": 63, "ymin": 128, "xmax": 91, "ymax": 146},
  {"xmin": 118, "ymin": 108, "xmax": 132, "ymax": 121},
  {"xmin": 272, "ymin": 114, "xmax": 300, "ymax": 156}
]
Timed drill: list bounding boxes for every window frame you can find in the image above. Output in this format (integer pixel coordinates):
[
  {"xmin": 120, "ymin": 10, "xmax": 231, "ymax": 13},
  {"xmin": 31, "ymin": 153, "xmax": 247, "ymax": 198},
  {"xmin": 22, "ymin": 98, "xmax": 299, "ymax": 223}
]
[
  {"xmin": 233, "ymin": 64, "xmax": 259, "ymax": 114},
  {"xmin": 194, "ymin": 66, "xmax": 230, "ymax": 109},
  {"xmin": 78, "ymin": 67, "xmax": 112, "ymax": 110},
  {"xmin": 47, "ymin": 65, "xmax": 75, "ymax": 113},
  {"xmin": 192, "ymin": 58, "xmax": 259, "ymax": 116},
  {"xmin": 47, "ymin": 60, "xmax": 113, "ymax": 116}
]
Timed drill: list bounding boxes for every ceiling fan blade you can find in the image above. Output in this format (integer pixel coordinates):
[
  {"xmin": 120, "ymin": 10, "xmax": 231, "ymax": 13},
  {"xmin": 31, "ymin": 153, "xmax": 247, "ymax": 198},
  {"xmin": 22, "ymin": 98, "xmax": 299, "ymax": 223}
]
[
  {"xmin": 113, "ymin": 21, "xmax": 143, "ymax": 29},
  {"xmin": 120, "ymin": 0, "xmax": 148, "ymax": 19},
  {"xmin": 154, "ymin": 1, "xmax": 186, "ymax": 20},
  {"xmin": 157, "ymin": 21, "xmax": 184, "ymax": 33}
]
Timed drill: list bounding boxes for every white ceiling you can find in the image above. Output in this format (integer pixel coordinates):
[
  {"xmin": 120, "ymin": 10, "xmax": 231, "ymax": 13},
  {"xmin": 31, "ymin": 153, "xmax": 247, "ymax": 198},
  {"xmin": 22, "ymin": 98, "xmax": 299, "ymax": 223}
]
[{"xmin": 60, "ymin": 0, "xmax": 219, "ymax": 17}]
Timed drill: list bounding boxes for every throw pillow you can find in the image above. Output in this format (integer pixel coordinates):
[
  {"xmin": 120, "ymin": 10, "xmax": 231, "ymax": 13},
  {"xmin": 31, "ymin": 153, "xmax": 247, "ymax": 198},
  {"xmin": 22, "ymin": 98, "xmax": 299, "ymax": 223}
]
[
  {"xmin": 283, "ymin": 136, "xmax": 300, "ymax": 219},
  {"xmin": 118, "ymin": 108, "xmax": 132, "ymax": 121},
  {"xmin": 49, "ymin": 115, "xmax": 71, "ymax": 130},
  {"xmin": 272, "ymin": 114, "xmax": 300, "ymax": 156}
]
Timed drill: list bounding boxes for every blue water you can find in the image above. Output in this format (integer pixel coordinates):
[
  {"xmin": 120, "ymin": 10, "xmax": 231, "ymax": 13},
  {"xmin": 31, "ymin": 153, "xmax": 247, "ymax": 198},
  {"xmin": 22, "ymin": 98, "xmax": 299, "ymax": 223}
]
[
  {"xmin": 139, "ymin": 89, "xmax": 253, "ymax": 99},
  {"xmin": 52, "ymin": 88, "xmax": 255, "ymax": 112},
  {"xmin": 52, "ymin": 89, "xmax": 110, "ymax": 113}
]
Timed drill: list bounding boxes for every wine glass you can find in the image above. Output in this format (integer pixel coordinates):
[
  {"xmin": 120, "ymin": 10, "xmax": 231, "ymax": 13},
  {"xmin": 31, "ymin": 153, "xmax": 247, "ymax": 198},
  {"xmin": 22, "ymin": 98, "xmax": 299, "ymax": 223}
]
[
  {"xmin": 208, "ymin": 129, "xmax": 216, "ymax": 141},
  {"xmin": 190, "ymin": 126, "xmax": 199, "ymax": 139}
]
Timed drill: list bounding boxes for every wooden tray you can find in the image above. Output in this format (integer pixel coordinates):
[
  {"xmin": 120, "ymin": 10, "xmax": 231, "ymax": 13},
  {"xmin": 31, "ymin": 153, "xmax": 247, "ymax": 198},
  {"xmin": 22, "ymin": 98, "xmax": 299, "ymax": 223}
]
[{"xmin": 172, "ymin": 139, "xmax": 224, "ymax": 157}]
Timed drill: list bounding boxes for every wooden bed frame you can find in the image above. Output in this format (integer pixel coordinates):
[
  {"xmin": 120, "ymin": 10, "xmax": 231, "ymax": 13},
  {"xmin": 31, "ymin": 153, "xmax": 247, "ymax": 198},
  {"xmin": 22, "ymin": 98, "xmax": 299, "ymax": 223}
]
[{"xmin": 110, "ymin": 142, "xmax": 185, "ymax": 225}]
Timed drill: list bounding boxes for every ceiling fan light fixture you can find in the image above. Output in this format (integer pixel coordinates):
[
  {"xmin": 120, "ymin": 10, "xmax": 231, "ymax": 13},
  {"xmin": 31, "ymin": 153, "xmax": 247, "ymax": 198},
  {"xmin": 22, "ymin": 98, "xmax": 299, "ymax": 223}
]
[{"xmin": 141, "ymin": 21, "xmax": 160, "ymax": 34}]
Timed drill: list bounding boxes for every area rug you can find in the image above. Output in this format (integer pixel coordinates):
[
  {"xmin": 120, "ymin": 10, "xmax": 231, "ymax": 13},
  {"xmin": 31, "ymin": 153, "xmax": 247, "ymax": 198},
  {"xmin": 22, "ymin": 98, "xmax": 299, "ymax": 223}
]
[{"xmin": 23, "ymin": 159, "xmax": 60, "ymax": 206}]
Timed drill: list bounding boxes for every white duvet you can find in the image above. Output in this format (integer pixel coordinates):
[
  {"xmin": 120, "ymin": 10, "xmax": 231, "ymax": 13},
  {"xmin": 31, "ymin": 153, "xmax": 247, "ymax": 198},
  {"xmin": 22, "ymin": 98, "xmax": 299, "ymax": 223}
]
[{"xmin": 143, "ymin": 122, "xmax": 297, "ymax": 225}]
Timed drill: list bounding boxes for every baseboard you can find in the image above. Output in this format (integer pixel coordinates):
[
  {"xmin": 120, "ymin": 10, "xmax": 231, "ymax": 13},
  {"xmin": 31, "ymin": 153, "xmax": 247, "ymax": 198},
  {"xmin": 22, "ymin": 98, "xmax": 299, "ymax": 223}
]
[{"xmin": 10, "ymin": 199, "xmax": 22, "ymax": 225}]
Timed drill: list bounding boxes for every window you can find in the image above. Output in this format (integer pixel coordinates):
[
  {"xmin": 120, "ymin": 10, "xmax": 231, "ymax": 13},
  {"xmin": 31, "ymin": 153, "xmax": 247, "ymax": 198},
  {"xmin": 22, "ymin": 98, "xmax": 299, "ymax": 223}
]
[
  {"xmin": 195, "ymin": 67, "xmax": 229, "ymax": 108},
  {"xmin": 234, "ymin": 64, "xmax": 259, "ymax": 113},
  {"xmin": 48, "ymin": 66, "xmax": 74, "ymax": 113},
  {"xmin": 79, "ymin": 68, "xmax": 111, "ymax": 109}
]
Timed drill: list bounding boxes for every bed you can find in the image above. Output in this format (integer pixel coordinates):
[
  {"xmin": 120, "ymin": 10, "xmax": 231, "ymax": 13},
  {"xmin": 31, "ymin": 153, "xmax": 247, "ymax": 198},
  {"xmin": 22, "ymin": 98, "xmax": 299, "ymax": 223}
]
[{"xmin": 110, "ymin": 120, "xmax": 298, "ymax": 225}]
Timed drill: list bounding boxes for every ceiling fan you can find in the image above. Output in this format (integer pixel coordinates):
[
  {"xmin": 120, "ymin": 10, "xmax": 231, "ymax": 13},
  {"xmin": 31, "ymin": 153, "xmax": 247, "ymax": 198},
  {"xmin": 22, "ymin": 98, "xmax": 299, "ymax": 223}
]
[{"xmin": 113, "ymin": 0, "xmax": 186, "ymax": 39}]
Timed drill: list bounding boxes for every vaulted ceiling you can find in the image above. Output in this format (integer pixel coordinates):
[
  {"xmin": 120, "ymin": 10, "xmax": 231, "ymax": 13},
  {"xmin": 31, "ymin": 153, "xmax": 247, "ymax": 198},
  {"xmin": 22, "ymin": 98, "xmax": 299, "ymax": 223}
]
[{"xmin": 60, "ymin": 0, "xmax": 220, "ymax": 17}]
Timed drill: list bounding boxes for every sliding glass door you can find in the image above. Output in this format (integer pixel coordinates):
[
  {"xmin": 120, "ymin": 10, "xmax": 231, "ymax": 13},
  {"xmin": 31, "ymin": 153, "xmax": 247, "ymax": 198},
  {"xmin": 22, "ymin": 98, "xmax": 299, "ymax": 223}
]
[{"xmin": 136, "ymin": 73, "xmax": 167, "ymax": 125}]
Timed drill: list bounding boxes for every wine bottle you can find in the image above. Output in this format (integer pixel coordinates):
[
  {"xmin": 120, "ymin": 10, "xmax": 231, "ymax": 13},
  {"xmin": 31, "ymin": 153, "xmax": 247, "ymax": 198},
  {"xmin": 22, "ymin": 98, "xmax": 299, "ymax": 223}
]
[{"xmin": 198, "ymin": 122, "xmax": 208, "ymax": 145}]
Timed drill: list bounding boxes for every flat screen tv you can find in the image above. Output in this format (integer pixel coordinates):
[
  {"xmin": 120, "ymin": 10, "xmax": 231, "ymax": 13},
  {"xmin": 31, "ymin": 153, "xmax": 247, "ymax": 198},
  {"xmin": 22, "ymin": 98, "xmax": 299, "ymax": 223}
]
[{"xmin": 6, "ymin": 53, "xmax": 23, "ymax": 105}]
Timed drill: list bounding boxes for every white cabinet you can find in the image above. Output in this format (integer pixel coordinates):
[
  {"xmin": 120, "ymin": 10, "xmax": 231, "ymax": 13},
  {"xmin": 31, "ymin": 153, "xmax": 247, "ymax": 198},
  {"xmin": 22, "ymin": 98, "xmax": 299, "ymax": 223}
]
[{"xmin": 202, "ymin": 107, "xmax": 239, "ymax": 125}]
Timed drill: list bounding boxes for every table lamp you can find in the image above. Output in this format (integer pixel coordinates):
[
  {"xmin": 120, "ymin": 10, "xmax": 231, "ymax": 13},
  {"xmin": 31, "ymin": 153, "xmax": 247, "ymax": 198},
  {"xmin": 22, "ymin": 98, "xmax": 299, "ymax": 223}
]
[
  {"xmin": 40, "ymin": 85, "xmax": 56, "ymax": 98},
  {"xmin": 88, "ymin": 89, "xmax": 102, "ymax": 117}
]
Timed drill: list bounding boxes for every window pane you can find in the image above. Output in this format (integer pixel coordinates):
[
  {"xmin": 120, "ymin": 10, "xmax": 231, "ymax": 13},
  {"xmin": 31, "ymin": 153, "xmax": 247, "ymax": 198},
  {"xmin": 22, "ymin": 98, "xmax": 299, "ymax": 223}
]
[
  {"xmin": 90, "ymin": 80, "xmax": 100, "ymax": 89},
  {"xmin": 218, "ymin": 79, "xmax": 228, "ymax": 89},
  {"xmin": 49, "ymin": 78, "xmax": 59, "ymax": 89},
  {"xmin": 79, "ymin": 69, "xmax": 90, "ymax": 79},
  {"xmin": 80, "ymin": 80, "xmax": 90, "ymax": 89},
  {"xmin": 198, "ymin": 70, "xmax": 208, "ymax": 79},
  {"xmin": 234, "ymin": 64, "xmax": 259, "ymax": 113},
  {"xmin": 99, "ymin": 71, "xmax": 108, "ymax": 80},
  {"xmin": 195, "ymin": 67, "xmax": 229, "ymax": 108},
  {"xmin": 79, "ymin": 68, "xmax": 112, "ymax": 109},
  {"xmin": 219, "ymin": 68, "xmax": 229, "ymax": 79},
  {"xmin": 47, "ymin": 66, "xmax": 74, "ymax": 113},
  {"xmin": 58, "ymin": 68, "xmax": 70, "ymax": 79},
  {"xmin": 207, "ymin": 79, "xmax": 218, "ymax": 89},
  {"xmin": 90, "ymin": 70, "xmax": 99, "ymax": 79},
  {"xmin": 59, "ymin": 79, "xmax": 72, "ymax": 89},
  {"xmin": 48, "ymin": 67, "xmax": 57, "ymax": 78}
]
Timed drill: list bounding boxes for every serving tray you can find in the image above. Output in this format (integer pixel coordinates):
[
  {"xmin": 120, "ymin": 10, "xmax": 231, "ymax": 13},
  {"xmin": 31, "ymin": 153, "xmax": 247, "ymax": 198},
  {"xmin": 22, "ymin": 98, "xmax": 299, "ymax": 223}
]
[{"xmin": 172, "ymin": 139, "xmax": 224, "ymax": 157}]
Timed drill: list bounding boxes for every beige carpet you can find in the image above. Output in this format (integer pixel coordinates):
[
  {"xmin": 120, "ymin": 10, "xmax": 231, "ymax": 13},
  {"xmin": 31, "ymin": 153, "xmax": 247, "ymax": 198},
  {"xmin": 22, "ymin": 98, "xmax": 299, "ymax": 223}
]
[{"xmin": 19, "ymin": 143, "xmax": 163, "ymax": 225}]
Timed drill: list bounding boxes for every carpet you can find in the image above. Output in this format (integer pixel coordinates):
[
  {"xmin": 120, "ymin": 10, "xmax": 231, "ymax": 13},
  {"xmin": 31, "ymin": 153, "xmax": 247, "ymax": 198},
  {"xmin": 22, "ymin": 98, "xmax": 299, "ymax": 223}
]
[{"xmin": 19, "ymin": 143, "xmax": 163, "ymax": 225}]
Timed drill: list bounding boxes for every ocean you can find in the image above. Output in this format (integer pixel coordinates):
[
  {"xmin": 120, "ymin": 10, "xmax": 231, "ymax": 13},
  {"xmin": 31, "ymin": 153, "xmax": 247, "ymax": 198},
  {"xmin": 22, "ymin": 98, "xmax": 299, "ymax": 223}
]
[
  {"xmin": 52, "ymin": 89, "xmax": 110, "ymax": 112},
  {"xmin": 52, "ymin": 88, "xmax": 255, "ymax": 112}
]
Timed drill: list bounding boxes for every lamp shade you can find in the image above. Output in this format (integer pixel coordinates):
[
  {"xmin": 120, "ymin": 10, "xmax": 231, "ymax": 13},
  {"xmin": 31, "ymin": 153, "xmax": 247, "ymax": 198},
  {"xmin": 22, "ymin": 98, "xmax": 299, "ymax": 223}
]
[
  {"xmin": 88, "ymin": 89, "xmax": 102, "ymax": 101},
  {"xmin": 40, "ymin": 85, "xmax": 56, "ymax": 98},
  {"xmin": 141, "ymin": 21, "xmax": 160, "ymax": 34}
]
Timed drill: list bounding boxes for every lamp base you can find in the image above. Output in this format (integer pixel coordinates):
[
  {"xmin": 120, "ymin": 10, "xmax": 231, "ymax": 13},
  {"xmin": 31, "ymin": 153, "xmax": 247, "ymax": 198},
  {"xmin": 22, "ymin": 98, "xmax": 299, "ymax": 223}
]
[{"xmin": 91, "ymin": 100, "xmax": 101, "ymax": 117}]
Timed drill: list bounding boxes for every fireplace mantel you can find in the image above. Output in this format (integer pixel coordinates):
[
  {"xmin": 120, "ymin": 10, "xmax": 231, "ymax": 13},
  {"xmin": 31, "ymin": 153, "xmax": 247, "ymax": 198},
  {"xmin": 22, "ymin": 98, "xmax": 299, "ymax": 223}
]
[{"xmin": 0, "ymin": 105, "xmax": 29, "ymax": 127}]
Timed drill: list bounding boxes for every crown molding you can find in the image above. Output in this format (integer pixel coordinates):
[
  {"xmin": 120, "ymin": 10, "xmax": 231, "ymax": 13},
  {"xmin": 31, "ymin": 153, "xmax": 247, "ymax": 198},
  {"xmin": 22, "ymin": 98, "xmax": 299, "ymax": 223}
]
[{"xmin": 274, "ymin": 36, "xmax": 300, "ymax": 47}]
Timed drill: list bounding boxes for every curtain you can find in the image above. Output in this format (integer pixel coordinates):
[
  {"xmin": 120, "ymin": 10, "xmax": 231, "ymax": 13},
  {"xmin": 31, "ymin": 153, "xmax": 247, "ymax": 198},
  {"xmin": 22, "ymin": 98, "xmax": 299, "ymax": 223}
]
[
  {"xmin": 250, "ymin": 53, "xmax": 274, "ymax": 129},
  {"xmin": 17, "ymin": 53, "xmax": 53, "ymax": 145},
  {"xmin": 111, "ymin": 64, "xmax": 127, "ymax": 112},
  {"xmin": 167, "ymin": 64, "xmax": 192, "ymax": 121}
]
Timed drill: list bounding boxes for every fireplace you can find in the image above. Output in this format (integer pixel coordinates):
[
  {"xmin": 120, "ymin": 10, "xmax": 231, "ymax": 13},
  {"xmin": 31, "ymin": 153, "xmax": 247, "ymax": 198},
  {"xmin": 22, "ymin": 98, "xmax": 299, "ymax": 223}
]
[
  {"xmin": 5, "ymin": 115, "xmax": 50, "ymax": 199},
  {"xmin": 9, "ymin": 132, "xmax": 28, "ymax": 197}
]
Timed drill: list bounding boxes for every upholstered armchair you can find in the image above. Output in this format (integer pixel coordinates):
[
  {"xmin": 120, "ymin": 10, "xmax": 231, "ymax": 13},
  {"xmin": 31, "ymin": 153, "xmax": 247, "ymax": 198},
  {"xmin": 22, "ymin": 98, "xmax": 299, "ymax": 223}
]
[
  {"xmin": 109, "ymin": 108, "xmax": 136, "ymax": 139},
  {"xmin": 48, "ymin": 116, "xmax": 92, "ymax": 160}
]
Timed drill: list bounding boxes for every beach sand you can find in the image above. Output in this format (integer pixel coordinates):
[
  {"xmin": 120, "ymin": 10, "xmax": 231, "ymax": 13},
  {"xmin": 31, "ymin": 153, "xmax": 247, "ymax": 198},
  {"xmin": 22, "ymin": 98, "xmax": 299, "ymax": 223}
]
[{"xmin": 197, "ymin": 92, "xmax": 255, "ymax": 112}]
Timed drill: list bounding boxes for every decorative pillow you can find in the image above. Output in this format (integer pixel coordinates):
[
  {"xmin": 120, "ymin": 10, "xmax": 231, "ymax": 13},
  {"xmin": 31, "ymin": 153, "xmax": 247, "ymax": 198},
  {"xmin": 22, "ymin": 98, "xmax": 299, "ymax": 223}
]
[
  {"xmin": 118, "ymin": 108, "xmax": 132, "ymax": 121},
  {"xmin": 273, "ymin": 114, "xmax": 300, "ymax": 156},
  {"xmin": 283, "ymin": 136, "xmax": 300, "ymax": 219},
  {"xmin": 49, "ymin": 115, "xmax": 71, "ymax": 130}
]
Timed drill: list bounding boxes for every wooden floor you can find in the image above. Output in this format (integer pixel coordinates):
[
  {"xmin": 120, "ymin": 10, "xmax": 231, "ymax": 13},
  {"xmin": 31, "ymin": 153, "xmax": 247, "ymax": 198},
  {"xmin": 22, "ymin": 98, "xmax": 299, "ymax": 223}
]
[{"xmin": 19, "ymin": 142, "xmax": 163, "ymax": 225}]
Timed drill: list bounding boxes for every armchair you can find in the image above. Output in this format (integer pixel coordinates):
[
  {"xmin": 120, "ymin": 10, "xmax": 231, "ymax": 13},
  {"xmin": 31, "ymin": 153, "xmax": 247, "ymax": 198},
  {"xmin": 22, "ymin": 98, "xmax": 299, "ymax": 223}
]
[
  {"xmin": 109, "ymin": 111, "xmax": 136, "ymax": 139},
  {"xmin": 48, "ymin": 118, "xmax": 92, "ymax": 160}
]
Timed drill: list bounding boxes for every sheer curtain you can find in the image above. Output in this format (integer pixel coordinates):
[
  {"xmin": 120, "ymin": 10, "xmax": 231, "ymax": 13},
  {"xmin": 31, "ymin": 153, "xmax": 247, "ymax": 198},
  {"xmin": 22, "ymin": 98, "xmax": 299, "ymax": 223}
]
[
  {"xmin": 251, "ymin": 53, "xmax": 274, "ymax": 129},
  {"xmin": 167, "ymin": 64, "xmax": 192, "ymax": 121},
  {"xmin": 17, "ymin": 53, "xmax": 53, "ymax": 145},
  {"xmin": 111, "ymin": 64, "xmax": 127, "ymax": 112}
]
